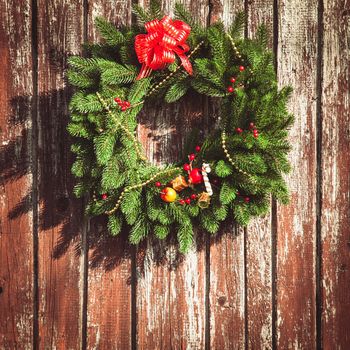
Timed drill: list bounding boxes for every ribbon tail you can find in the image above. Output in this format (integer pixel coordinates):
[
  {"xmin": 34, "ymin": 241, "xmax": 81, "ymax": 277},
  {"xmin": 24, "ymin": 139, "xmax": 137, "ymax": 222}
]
[
  {"xmin": 178, "ymin": 54, "xmax": 193, "ymax": 75},
  {"xmin": 136, "ymin": 64, "xmax": 153, "ymax": 80}
]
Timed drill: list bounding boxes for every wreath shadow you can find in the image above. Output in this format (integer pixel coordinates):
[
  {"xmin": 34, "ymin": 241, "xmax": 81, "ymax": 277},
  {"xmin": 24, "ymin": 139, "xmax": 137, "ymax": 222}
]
[{"xmin": 2, "ymin": 65, "xmax": 241, "ymax": 274}]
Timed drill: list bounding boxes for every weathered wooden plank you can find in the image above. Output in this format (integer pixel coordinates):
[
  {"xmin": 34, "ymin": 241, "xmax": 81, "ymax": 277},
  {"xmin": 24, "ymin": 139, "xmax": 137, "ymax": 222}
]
[
  {"xmin": 208, "ymin": 1, "xmax": 247, "ymax": 349},
  {"xmin": 85, "ymin": 1, "xmax": 133, "ymax": 349},
  {"xmin": 135, "ymin": 1, "xmax": 208, "ymax": 349},
  {"xmin": 210, "ymin": 227, "xmax": 246, "ymax": 349},
  {"xmin": 0, "ymin": 1, "xmax": 34, "ymax": 348},
  {"xmin": 320, "ymin": 0, "xmax": 350, "ymax": 348},
  {"xmin": 245, "ymin": 1, "xmax": 274, "ymax": 348},
  {"xmin": 36, "ymin": 1, "xmax": 84, "ymax": 348},
  {"xmin": 276, "ymin": 0, "xmax": 318, "ymax": 348}
]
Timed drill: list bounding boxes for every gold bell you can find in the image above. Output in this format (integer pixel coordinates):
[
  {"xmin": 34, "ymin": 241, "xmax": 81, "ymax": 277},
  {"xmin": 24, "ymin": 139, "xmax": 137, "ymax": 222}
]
[
  {"xmin": 171, "ymin": 175, "xmax": 188, "ymax": 192},
  {"xmin": 198, "ymin": 192, "xmax": 211, "ymax": 209}
]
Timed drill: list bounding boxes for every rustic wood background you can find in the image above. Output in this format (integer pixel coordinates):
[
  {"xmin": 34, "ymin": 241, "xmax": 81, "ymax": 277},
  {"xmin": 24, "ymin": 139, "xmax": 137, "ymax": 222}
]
[{"xmin": 0, "ymin": 0, "xmax": 349, "ymax": 349}]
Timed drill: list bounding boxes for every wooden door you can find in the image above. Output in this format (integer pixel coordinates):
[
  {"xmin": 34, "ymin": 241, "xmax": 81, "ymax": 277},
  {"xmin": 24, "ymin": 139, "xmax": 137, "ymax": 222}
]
[{"xmin": 0, "ymin": 0, "xmax": 349, "ymax": 349}]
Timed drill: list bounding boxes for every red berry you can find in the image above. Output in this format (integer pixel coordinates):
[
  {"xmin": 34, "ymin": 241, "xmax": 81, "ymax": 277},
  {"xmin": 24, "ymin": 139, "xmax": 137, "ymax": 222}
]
[
  {"xmin": 179, "ymin": 199, "xmax": 185, "ymax": 205},
  {"xmin": 253, "ymin": 134, "xmax": 259, "ymax": 138},
  {"xmin": 114, "ymin": 97, "xmax": 121, "ymax": 103},
  {"xmin": 227, "ymin": 86, "xmax": 234, "ymax": 93},
  {"xmin": 155, "ymin": 181, "xmax": 161, "ymax": 187},
  {"xmin": 239, "ymin": 66, "xmax": 245, "ymax": 71},
  {"xmin": 185, "ymin": 198, "xmax": 191, "ymax": 204},
  {"xmin": 124, "ymin": 101, "xmax": 131, "ymax": 107},
  {"xmin": 191, "ymin": 194, "xmax": 197, "ymax": 200},
  {"xmin": 249, "ymin": 122, "xmax": 255, "ymax": 129},
  {"xmin": 244, "ymin": 197, "xmax": 250, "ymax": 203},
  {"xmin": 183, "ymin": 163, "xmax": 191, "ymax": 171},
  {"xmin": 102, "ymin": 193, "xmax": 108, "ymax": 200},
  {"xmin": 121, "ymin": 106, "xmax": 127, "ymax": 111},
  {"xmin": 189, "ymin": 153, "xmax": 196, "ymax": 161},
  {"xmin": 195, "ymin": 145, "xmax": 201, "ymax": 152},
  {"xmin": 230, "ymin": 77, "xmax": 236, "ymax": 83},
  {"xmin": 236, "ymin": 127, "xmax": 243, "ymax": 134},
  {"xmin": 237, "ymin": 191, "xmax": 240, "ymax": 196}
]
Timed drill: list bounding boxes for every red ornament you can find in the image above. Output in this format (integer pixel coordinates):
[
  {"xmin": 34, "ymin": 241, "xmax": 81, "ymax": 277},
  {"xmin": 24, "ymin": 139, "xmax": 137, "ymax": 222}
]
[
  {"xmin": 135, "ymin": 15, "xmax": 192, "ymax": 80},
  {"xmin": 189, "ymin": 153, "xmax": 196, "ymax": 161},
  {"xmin": 230, "ymin": 77, "xmax": 236, "ymax": 83},
  {"xmin": 239, "ymin": 66, "xmax": 245, "ymax": 71},
  {"xmin": 183, "ymin": 163, "xmax": 191, "ymax": 171},
  {"xmin": 227, "ymin": 86, "xmax": 234, "ymax": 93},
  {"xmin": 195, "ymin": 145, "xmax": 201, "ymax": 152},
  {"xmin": 102, "ymin": 193, "xmax": 108, "ymax": 200},
  {"xmin": 190, "ymin": 194, "xmax": 197, "ymax": 200},
  {"xmin": 185, "ymin": 198, "xmax": 191, "ymax": 204},
  {"xmin": 236, "ymin": 127, "xmax": 243, "ymax": 134},
  {"xmin": 189, "ymin": 168, "xmax": 203, "ymax": 184},
  {"xmin": 155, "ymin": 181, "xmax": 161, "ymax": 187},
  {"xmin": 179, "ymin": 199, "xmax": 185, "ymax": 205}
]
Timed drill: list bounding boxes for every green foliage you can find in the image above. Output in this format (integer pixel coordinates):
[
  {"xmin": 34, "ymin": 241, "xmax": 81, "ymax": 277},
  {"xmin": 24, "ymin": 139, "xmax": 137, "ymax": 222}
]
[
  {"xmin": 108, "ymin": 215, "xmax": 123, "ymax": 235},
  {"xmin": 67, "ymin": 4, "xmax": 293, "ymax": 253},
  {"xmin": 95, "ymin": 17, "xmax": 125, "ymax": 45}
]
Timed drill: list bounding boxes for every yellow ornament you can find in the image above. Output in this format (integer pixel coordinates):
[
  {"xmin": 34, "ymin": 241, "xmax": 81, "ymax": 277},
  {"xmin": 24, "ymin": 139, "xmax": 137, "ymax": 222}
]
[{"xmin": 160, "ymin": 187, "xmax": 177, "ymax": 203}]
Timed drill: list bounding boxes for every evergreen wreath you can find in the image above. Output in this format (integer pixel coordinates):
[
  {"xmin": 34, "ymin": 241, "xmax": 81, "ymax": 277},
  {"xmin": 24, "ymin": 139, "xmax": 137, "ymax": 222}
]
[{"xmin": 67, "ymin": 1, "xmax": 294, "ymax": 253}]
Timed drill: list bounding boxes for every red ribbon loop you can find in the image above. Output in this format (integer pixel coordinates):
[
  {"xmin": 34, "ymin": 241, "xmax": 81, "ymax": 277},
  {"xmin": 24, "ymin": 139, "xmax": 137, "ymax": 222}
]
[{"xmin": 135, "ymin": 15, "xmax": 192, "ymax": 80}]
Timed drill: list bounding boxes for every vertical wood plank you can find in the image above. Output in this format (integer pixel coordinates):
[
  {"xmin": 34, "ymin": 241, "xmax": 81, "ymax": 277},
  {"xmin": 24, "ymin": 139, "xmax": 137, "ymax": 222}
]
[
  {"xmin": 0, "ymin": 1, "xmax": 34, "ymax": 348},
  {"xmin": 321, "ymin": 0, "xmax": 350, "ymax": 348},
  {"xmin": 85, "ymin": 1, "xmax": 133, "ymax": 349},
  {"xmin": 136, "ymin": 1, "xmax": 208, "ymax": 349},
  {"xmin": 36, "ymin": 1, "xmax": 84, "ymax": 348},
  {"xmin": 245, "ymin": 1, "xmax": 274, "ymax": 348},
  {"xmin": 208, "ymin": 1, "xmax": 247, "ymax": 349},
  {"xmin": 276, "ymin": 0, "xmax": 318, "ymax": 348}
]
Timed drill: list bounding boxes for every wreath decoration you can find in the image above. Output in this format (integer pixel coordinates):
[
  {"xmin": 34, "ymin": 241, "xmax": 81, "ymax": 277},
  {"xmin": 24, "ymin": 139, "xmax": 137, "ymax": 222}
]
[{"xmin": 67, "ymin": 2, "xmax": 294, "ymax": 252}]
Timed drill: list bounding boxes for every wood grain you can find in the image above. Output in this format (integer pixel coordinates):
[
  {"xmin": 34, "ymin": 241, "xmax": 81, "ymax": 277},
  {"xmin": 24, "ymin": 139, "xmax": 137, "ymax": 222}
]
[
  {"xmin": 321, "ymin": 0, "xmax": 350, "ymax": 348},
  {"xmin": 36, "ymin": 1, "xmax": 84, "ymax": 348},
  {"xmin": 1, "ymin": 0, "xmax": 350, "ymax": 348},
  {"xmin": 208, "ymin": 1, "xmax": 247, "ymax": 349},
  {"xmin": 85, "ymin": 1, "xmax": 133, "ymax": 349},
  {"xmin": 135, "ymin": 1, "xmax": 208, "ymax": 349},
  {"xmin": 0, "ymin": 1, "xmax": 34, "ymax": 348},
  {"xmin": 276, "ymin": 0, "xmax": 319, "ymax": 348},
  {"xmin": 245, "ymin": 1, "xmax": 274, "ymax": 348}
]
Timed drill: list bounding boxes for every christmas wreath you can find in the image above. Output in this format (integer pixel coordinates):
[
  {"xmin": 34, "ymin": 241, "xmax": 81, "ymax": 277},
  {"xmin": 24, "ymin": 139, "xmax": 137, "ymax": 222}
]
[{"xmin": 67, "ymin": 2, "xmax": 294, "ymax": 252}]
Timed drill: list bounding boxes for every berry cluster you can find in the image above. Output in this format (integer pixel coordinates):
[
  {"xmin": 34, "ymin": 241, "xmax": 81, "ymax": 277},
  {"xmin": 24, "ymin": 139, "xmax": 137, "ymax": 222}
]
[
  {"xmin": 235, "ymin": 122, "xmax": 259, "ymax": 138},
  {"xmin": 227, "ymin": 65, "xmax": 245, "ymax": 93},
  {"xmin": 237, "ymin": 191, "xmax": 250, "ymax": 203},
  {"xmin": 114, "ymin": 97, "xmax": 131, "ymax": 111},
  {"xmin": 155, "ymin": 145, "xmax": 203, "ymax": 206},
  {"xmin": 179, "ymin": 193, "xmax": 197, "ymax": 206}
]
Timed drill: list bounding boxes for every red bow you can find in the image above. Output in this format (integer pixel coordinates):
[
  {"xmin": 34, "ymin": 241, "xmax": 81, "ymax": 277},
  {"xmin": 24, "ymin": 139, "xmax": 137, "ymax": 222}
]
[{"xmin": 134, "ymin": 15, "xmax": 193, "ymax": 80}]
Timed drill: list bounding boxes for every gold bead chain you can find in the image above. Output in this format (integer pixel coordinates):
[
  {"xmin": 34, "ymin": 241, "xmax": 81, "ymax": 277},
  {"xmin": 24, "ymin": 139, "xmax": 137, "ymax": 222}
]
[
  {"xmin": 221, "ymin": 131, "xmax": 255, "ymax": 181},
  {"xmin": 96, "ymin": 92, "xmax": 147, "ymax": 162},
  {"xmin": 226, "ymin": 33, "xmax": 254, "ymax": 75},
  {"xmin": 105, "ymin": 166, "xmax": 182, "ymax": 215}
]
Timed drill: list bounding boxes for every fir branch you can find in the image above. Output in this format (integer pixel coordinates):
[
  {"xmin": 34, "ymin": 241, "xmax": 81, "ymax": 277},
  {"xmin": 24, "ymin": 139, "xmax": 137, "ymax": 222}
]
[{"xmin": 95, "ymin": 17, "xmax": 125, "ymax": 45}]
